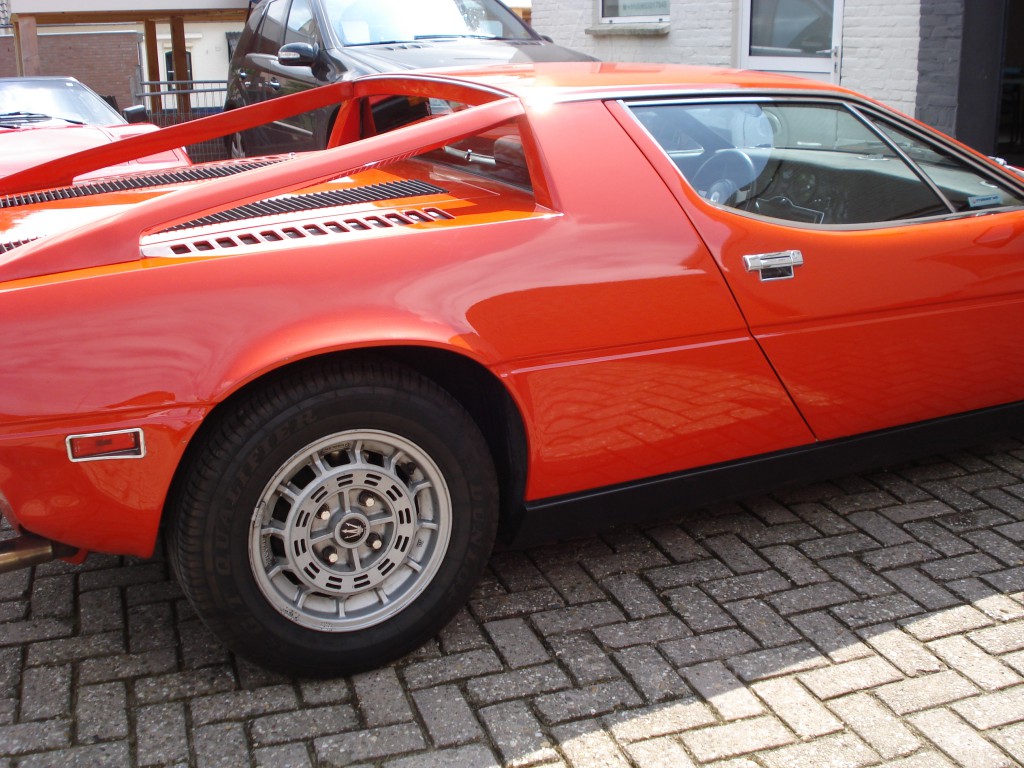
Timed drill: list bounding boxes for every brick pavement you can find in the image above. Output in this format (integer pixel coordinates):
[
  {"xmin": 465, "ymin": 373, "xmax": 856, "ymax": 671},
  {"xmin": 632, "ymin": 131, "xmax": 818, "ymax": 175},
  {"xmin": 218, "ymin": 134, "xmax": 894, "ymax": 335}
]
[{"xmin": 2, "ymin": 438, "xmax": 1024, "ymax": 767}]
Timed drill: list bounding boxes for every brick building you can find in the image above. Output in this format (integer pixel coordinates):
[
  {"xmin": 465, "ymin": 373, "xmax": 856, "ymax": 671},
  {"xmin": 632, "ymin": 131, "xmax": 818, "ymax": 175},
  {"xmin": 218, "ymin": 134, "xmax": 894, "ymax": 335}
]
[{"xmin": 531, "ymin": 0, "xmax": 1015, "ymax": 154}]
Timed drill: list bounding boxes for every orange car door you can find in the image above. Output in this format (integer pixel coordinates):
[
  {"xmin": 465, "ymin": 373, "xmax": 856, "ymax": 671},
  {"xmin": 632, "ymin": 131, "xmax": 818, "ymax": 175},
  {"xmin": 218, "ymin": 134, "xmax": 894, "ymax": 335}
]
[{"xmin": 623, "ymin": 98, "xmax": 1024, "ymax": 440}]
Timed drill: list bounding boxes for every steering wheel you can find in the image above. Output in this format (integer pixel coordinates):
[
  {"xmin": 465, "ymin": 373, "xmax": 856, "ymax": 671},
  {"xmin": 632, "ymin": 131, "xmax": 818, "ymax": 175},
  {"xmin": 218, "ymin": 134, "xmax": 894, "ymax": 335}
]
[{"xmin": 692, "ymin": 149, "xmax": 757, "ymax": 206}]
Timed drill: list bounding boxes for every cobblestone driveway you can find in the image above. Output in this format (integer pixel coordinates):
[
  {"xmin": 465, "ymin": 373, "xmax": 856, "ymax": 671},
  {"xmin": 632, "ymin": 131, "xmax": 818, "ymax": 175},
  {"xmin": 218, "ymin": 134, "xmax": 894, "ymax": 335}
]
[{"xmin": 2, "ymin": 438, "xmax": 1024, "ymax": 767}]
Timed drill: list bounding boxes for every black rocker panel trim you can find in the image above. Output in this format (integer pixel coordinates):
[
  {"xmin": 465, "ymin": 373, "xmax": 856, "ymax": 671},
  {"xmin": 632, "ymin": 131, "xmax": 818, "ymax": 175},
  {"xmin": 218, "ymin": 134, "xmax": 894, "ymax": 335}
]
[{"xmin": 507, "ymin": 400, "xmax": 1024, "ymax": 547}]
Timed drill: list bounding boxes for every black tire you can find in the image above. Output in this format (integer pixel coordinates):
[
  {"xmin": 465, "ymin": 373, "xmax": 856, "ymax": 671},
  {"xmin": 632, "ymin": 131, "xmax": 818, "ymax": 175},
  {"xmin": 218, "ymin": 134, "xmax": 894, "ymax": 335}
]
[{"xmin": 168, "ymin": 360, "xmax": 498, "ymax": 677}]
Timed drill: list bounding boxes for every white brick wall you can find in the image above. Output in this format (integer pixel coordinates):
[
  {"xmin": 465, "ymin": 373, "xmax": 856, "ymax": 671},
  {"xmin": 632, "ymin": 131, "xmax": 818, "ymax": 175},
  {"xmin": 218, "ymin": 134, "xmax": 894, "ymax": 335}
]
[{"xmin": 531, "ymin": 0, "xmax": 957, "ymax": 123}]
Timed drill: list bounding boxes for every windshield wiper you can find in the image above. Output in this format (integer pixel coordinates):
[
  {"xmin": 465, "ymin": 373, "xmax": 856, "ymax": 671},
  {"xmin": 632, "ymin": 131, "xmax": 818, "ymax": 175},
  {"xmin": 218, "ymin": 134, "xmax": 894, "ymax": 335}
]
[
  {"xmin": 0, "ymin": 111, "xmax": 85, "ymax": 126},
  {"xmin": 414, "ymin": 34, "xmax": 500, "ymax": 40}
]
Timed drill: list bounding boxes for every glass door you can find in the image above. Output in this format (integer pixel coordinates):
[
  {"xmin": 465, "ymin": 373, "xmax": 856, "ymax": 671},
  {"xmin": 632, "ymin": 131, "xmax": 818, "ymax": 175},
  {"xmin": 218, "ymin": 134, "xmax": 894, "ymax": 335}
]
[{"xmin": 739, "ymin": 0, "xmax": 843, "ymax": 82}]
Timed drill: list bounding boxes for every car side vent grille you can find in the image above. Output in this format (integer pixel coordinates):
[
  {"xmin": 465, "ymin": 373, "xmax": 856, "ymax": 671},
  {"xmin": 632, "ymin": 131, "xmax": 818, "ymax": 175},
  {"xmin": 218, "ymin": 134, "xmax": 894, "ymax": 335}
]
[
  {"xmin": 166, "ymin": 179, "xmax": 448, "ymax": 231},
  {"xmin": 0, "ymin": 160, "xmax": 282, "ymax": 209},
  {"xmin": 155, "ymin": 207, "xmax": 456, "ymax": 256},
  {"xmin": 0, "ymin": 236, "xmax": 37, "ymax": 254}
]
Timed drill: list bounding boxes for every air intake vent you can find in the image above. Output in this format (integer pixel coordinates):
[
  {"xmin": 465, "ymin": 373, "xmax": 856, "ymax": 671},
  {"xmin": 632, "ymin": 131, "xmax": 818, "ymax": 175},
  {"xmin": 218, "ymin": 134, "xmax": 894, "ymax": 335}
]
[
  {"xmin": 0, "ymin": 160, "xmax": 283, "ymax": 209},
  {"xmin": 146, "ymin": 207, "xmax": 455, "ymax": 258},
  {"xmin": 166, "ymin": 179, "xmax": 447, "ymax": 231},
  {"xmin": 0, "ymin": 236, "xmax": 37, "ymax": 254}
]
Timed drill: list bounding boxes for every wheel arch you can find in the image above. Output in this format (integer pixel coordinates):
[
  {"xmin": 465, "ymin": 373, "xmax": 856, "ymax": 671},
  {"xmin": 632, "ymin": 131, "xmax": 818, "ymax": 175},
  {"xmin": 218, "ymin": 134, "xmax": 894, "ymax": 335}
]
[{"xmin": 164, "ymin": 346, "xmax": 530, "ymax": 545}]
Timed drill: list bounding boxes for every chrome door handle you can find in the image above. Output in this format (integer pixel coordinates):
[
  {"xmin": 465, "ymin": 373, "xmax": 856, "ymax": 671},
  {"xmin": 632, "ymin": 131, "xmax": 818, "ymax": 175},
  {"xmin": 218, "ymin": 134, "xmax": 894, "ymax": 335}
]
[
  {"xmin": 743, "ymin": 249, "xmax": 804, "ymax": 281},
  {"xmin": 268, "ymin": 79, "xmax": 281, "ymax": 90}
]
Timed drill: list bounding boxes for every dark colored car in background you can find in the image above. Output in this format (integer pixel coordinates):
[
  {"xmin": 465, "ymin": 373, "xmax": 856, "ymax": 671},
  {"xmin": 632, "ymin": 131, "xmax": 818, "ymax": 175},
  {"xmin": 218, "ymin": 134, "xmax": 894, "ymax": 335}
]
[{"xmin": 224, "ymin": 0, "xmax": 594, "ymax": 156}]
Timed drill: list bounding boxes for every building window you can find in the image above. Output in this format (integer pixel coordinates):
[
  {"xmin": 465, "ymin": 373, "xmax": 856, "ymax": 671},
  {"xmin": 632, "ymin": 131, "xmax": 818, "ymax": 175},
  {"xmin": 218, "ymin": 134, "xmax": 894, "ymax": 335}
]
[
  {"xmin": 600, "ymin": 0, "xmax": 669, "ymax": 23},
  {"xmin": 164, "ymin": 50, "xmax": 193, "ymax": 81}
]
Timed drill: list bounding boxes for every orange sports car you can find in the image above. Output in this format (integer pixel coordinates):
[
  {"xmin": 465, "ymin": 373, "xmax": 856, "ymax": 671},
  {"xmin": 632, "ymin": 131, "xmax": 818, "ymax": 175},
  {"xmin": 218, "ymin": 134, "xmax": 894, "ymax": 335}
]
[{"xmin": 1, "ymin": 64, "xmax": 1022, "ymax": 677}]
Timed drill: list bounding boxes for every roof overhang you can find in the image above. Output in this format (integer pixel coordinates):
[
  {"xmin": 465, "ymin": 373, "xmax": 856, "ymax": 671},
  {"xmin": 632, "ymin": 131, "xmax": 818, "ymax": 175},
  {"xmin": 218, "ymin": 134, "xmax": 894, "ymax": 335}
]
[{"xmin": 9, "ymin": 0, "xmax": 249, "ymax": 24}]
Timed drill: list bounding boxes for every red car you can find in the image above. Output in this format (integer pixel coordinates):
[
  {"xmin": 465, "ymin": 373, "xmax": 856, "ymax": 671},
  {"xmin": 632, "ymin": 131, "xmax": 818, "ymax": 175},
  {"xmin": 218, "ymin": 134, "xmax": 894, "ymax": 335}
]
[
  {"xmin": 1, "ymin": 64, "xmax": 1022, "ymax": 677},
  {"xmin": 0, "ymin": 76, "xmax": 190, "ymax": 179}
]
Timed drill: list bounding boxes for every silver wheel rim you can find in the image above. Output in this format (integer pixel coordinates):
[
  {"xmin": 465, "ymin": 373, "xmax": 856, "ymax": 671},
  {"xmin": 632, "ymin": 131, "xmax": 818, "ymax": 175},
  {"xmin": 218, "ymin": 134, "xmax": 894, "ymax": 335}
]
[{"xmin": 248, "ymin": 429, "xmax": 452, "ymax": 632}]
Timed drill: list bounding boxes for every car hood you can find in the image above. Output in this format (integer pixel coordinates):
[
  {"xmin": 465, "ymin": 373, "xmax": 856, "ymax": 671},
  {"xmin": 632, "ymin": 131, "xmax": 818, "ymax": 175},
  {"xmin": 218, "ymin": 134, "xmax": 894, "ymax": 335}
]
[
  {"xmin": 0, "ymin": 123, "xmax": 187, "ymax": 180},
  {"xmin": 338, "ymin": 38, "xmax": 596, "ymax": 74}
]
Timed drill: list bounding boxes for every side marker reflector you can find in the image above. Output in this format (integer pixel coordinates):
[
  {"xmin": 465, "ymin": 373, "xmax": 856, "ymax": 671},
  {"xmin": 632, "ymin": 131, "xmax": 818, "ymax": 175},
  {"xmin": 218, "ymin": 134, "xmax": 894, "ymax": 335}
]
[{"xmin": 67, "ymin": 429, "xmax": 146, "ymax": 462}]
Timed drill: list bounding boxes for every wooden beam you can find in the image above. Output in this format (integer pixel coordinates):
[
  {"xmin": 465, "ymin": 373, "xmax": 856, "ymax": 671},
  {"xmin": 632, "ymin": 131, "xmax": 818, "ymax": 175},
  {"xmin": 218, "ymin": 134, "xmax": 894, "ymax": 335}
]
[
  {"xmin": 170, "ymin": 15, "xmax": 191, "ymax": 114},
  {"xmin": 144, "ymin": 19, "xmax": 162, "ymax": 114},
  {"xmin": 13, "ymin": 15, "xmax": 40, "ymax": 77}
]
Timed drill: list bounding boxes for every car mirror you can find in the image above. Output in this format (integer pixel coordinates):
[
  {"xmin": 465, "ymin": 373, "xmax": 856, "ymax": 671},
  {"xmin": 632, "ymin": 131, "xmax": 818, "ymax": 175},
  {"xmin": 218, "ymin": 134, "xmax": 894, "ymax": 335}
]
[
  {"xmin": 122, "ymin": 105, "xmax": 149, "ymax": 124},
  {"xmin": 278, "ymin": 42, "xmax": 319, "ymax": 68}
]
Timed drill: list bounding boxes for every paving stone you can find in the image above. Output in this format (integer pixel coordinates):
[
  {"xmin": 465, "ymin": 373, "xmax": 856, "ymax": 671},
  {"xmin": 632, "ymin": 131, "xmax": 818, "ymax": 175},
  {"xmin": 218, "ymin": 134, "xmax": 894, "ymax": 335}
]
[
  {"xmin": 134, "ymin": 667, "xmax": 238, "ymax": 705},
  {"xmin": 552, "ymin": 633, "xmax": 620, "ymax": 686},
  {"xmin": 799, "ymin": 534, "xmax": 878, "ymax": 561},
  {"xmin": 751, "ymin": 677, "xmax": 842, "ymax": 737},
  {"xmin": 534, "ymin": 680, "xmax": 642, "ymax": 725},
  {"xmin": 952, "ymin": 685, "xmax": 1024, "ymax": 729},
  {"xmin": 593, "ymin": 615, "xmax": 692, "ymax": 649},
  {"xmin": 438, "ymin": 608, "xmax": 489, "ymax": 654},
  {"xmin": 793, "ymin": 504, "xmax": 856, "ymax": 536},
  {"xmin": 798, "ymin": 657, "xmax": 903, "ymax": 700},
  {"xmin": 964, "ymin": 530, "xmax": 1024, "ymax": 567},
  {"xmin": 682, "ymin": 661, "xmax": 764, "ymax": 720},
  {"xmin": 622, "ymin": 735, "xmax": 697, "ymax": 768},
  {"xmin": 767, "ymin": 582, "xmax": 857, "ymax": 616},
  {"xmin": 644, "ymin": 525, "xmax": 708, "ymax": 562},
  {"xmin": 583, "ymin": 547, "xmax": 670, "ymax": 580},
  {"xmin": 703, "ymin": 534, "xmax": 769, "ymax": 574},
  {"xmin": 538, "ymin": 562, "xmax": 606, "ymax": 605},
  {"xmin": 790, "ymin": 611, "xmax": 873, "ymax": 662},
  {"xmin": 15, "ymin": 741, "xmax": 130, "ymax": 768},
  {"xmin": 665, "ymin": 586, "xmax": 735, "ymax": 632},
  {"xmin": 922, "ymin": 553, "xmax": 1003, "ymax": 581},
  {"xmin": 909, "ymin": 708, "xmax": 1016, "ymax": 768},
  {"xmin": 76, "ymin": 682, "xmax": 129, "ymax": 743},
  {"xmin": 253, "ymin": 742, "xmax": 314, "ymax": 768},
  {"xmin": 831, "ymin": 594, "xmax": 923, "ymax": 629},
  {"xmin": 352, "ymin": 667, "xmax": 414, "ymax": 727},
  {"xmin": 862, "ymin": 543, "xmax": 941, "ymax": 571},
  {"xmin": 383, "ymin": 744, "xmax": 500, "ymax": 768},
  {"xmin": 25, "ymin": 631, "xmax": 123, "ymax": 667},
  {"xmin": 613, "ymin": 645, "xmax": 689, "ymax": 703},
  {"xmin": 465, "ymin": 662, "xmax": 571, "ymax": 706},
  {"xmin": 724, "ymin": 599, "xmax": 801, "ymax": 646},
  {"xmin": 190, "ymin": 685, "xmax": 299, "ymax": 725},
  {"xmin": 660, "ymin": 628, "xmax": 759, "ymax": 669},
  {"xmin": 480, "ymin": 700, "xmax": 559, "ymax": 767},
  {"xmin": 402, "ymin": 649, "xmax": 503, "ymax": 690},
  {"xmin": 646, "ymin": 560, "xmax": 733, "ymax": 590},
  {"xmin": 315, "ymin": 723, "xmax": 426, "ymax": 766},
  {"xmin": 758, "ymin": 731, "xmax": 879, "ymax": 768},
  {"xmin": 857, "ymin": 623, "xmax": 945, "ymax": 676},
  {"xmin": 899, "ymin": 604, "xmax": 994, "ymax": 641},
  {"xmin": 947, "ymin": 578, "xmax": 1024, "ymax": 621},
  {"xmin": 412, "ymin": 685, "xmax": 483, "ymax": 748},
  {"xmin": 0, "ymin": 720, "xmax": 70, "ymax": 756},
  {"xmin": 251, "ymin": 704, "xmax": 358, "ymax": 746},
  {"xmin": 968, "ymin": 621, "xmax": 1024, "ymax": 654},
  {"xmin": 883, "ymin": 568, "xmax": 960, "ymax": 610},
  {"xmin": 990, "ymin": 721, "xmax": 1024, "ymax": 764},
  {"xmin": 681, "ymin": 715, "xmax": 794, "ymax": 762},
  {"xmin": 819, "ymin": 557, "xmax": 895, "ymax": 597},
  {"xmin": 873, "ymin": 670, "xmax": 980, "ymax": 714},
  {"xmin": 602, "ymin": 573, "xmax": 666, "ymax": 619},
  {"xmin": 78, "ymin": 648, "xmax": 178, "ymax": 684},
  {"xmin": 484, "ymin": 617, "xmax": 550, "ymax": 669},
  {"xmin": 19, "ymin": 664, "xmax": 71, "ymax": 722},
  {"xmin": 530, "ymin": 602, "xmax": 625, "ymax": 637},
  {"xmin": 552, "ymin": 720, "xmax": 631, "ymax": 768},
  {"xmin": 928, "ymin": 635, "xmax": 1022, "ymax": 690},
  {"xmin": 602, "ymin": 698, "xmax": 716, "ymax": 743},
  {"xmin": 194, "ymin": 722, "xmax": 249, "ymax": 768},
  {"xmin": 827, "ymin": 692, "xmax": 921, "ymax": 759},
  {"xmin": 759, "ymin": 545, "xmax": 830, "ymax": 586},
  {"xmin": 135, "ymin": 702, "xmax": 189, "ymax": 766},
  {"xmin": 847, "ymin": 510, "xmax": 915, "ymax": 546},
  {"xmin": 728, "ymin": 642, "xmax": 830, "ymax": 682},
  {"xmin": 470, "ymin": 588, "xmax": 564, "ymax": 622},
  {"xmin": 703, "ymin": 571, "xmax": 791, "ymax": 603}
]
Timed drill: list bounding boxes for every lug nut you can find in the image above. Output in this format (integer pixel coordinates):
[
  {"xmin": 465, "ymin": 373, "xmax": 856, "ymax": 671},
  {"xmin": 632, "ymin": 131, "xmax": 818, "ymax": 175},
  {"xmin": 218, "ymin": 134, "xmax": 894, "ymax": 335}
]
[
  {"xmin": 323, "ymin": 547, "xmax": 339, "ymax": 564},
  {"xmin": 317, "ymin": 506, "xmax": 331, "ymax": 521},
  {"xmin": 367, "ymin": 533, "xmax": 384, "ymax": 551},
  {"xmin": 359, "ymin": 493, "xmax": 376, "ymax": 508}
]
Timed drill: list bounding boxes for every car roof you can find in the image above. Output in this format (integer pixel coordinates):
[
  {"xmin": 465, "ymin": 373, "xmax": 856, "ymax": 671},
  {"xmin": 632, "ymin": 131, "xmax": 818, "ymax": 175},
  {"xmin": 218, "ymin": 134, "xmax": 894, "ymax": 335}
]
[{"xmin": 406, "ymin": 62, "xmax": 853, "ymax": 102}]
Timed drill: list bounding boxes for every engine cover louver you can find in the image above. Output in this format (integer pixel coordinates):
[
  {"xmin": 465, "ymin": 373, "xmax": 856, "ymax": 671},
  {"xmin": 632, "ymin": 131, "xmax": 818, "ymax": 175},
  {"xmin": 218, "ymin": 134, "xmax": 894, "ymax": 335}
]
[
  {"xmin": 0, "ymin": 236, "xmax": 37, "ymax": 254},
  {"xmin": 165, "ymin": 179, "xmax": 448, "ymax": 231},
  {"xmin": 0, "ymin": 160, "xmax": 283, "ymax": 209}
]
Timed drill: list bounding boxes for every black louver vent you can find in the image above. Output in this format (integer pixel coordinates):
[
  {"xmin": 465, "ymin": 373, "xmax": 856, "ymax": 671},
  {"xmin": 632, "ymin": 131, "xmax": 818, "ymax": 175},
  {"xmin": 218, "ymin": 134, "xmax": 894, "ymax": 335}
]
[
  {"xmin": 166, "ymin": 179, "xmax": 448, "ymax": 231},
  {"xmin": 0, "ymin": 236, "xmax": 37, "ymax": 254},
  {"xmin": 0, "ymin": 160, "xmax": 283, "ymax": 209}
]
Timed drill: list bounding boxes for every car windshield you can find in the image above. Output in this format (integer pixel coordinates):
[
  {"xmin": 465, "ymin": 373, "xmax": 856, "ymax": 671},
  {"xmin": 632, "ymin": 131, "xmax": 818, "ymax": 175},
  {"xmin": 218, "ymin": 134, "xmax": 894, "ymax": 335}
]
[
  {"xmin": 0, "ymin": 79, "xmax": 124, "ymax": 126},
  {"xmin": 323, "ymin": 0, "xmax": 534, "ymax": 46}
]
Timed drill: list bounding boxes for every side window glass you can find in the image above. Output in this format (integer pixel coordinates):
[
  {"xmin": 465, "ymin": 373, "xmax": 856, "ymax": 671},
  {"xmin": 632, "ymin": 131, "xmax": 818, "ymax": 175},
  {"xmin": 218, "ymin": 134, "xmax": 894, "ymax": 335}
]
[
  {"xmin": 257, "ymin": 0, "xmax": 290, "ymax": 55},
  {"xmin": 419, "ymin": 120, "xmax": 532, "ymax": 191},
  {"xmin": 629, "ymin": 101, "xmax": 950, "ymax": 225},
  {"xmin": 871, "ymin": 119, "xmax": 1024, "ymax": 213},
  {"xmin": 285, "ymin": 0, "xmax": 319, "ymax": 46}
]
